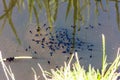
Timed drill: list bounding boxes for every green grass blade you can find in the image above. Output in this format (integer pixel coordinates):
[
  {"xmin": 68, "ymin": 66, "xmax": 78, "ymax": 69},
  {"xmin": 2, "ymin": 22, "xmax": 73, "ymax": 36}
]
[
  {"xmin": 33, "ymin": 5, "xmax": 40, "ymax": 26},
  {"xmin": 73, "ymin": 0, "xmax": 77, "ymax": 25},
  {"xmin": 35, "ymin": 0, "xmax": 42, "ymax": 10},
  {"xmin": 104, "ymin": 48, "xmax": 120, "ymax": 79},
  {"xmin": 0, "ymin": 18, "xmax": 7, "ymax": 35},
  {"xmin": 28, "ymin": 0, "xmax": 34, "ymax": 23},
  {"xmin": 16, "ymin": 0, "xmax": 25, "ymax": 12},
  {"xmin": 65, "ymin": 0, "xmax": 72, "ymax": 21},
  {"xmin": 115, "ymin": 1, "xmax": 120, "ymax": 31},
  {"xmin": 94, "ymin": 0, "xmax": 99, "ymax": 25},
  {"xmin": 53, "ymin": 0, "xmax": 58, "ymax": 22},
  {"xmin": 101, "ymin": 34, "xmax": 107, "ymax": 77},
  {"xmin": 9, "ymin": 16, "xmax": 21, "ymax": 44},
  {"xmin": 0, "ymin": 0, "xmax": 16, "ymax": 20},
  {"xmin": 2, "ymin": 0, "xmax": 21, "ymax": 44},
  {"xmin": 76, "ymin": 0, "xmax": 81, "ymax": 30},
  {"xmin": 0, "ymin": 13, "xmax": 7, "ymax": 20},
  {"xmin": 43, "ymin": 0, "xmax": 53, "ymax": 30}
]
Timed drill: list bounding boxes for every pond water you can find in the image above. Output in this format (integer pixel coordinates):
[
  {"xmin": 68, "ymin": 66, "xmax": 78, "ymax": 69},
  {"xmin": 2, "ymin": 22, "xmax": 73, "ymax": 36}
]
[{"xmin": 0, "ymin": 1, "xmax": 120, "ymax": 80}]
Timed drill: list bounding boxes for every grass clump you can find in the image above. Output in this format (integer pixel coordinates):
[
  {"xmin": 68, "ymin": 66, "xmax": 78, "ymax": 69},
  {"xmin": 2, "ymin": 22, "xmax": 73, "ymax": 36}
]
[
  {"xmin": 39, "ymin": 50, "xmax": 120, "ymax": 80},
  {"xmin": 39, "ymin": 34, "xmax": 120, "ymax": 80}
]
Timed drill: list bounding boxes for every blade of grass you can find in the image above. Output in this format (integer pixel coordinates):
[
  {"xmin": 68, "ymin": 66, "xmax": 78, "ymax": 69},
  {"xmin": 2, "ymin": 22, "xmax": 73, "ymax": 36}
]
[
  {"xmin": 94, "ymin": 0, "xmax": 99, "ymax": 25},
  {"xmin": 43, "ymin": 0, "xmax": 53, "ymax": 30},
  {"xmin": 115, "ymin": 1, "xmax": 120, "ymax": 31},
  {"xmin": 104, "ymin": 48, "xmax": 120, "ymax": 79},
  {"xmin": 0, "ymin": 0, "xmax": 17, "ymax": 20},
  {"xmin": 0, "ymin": 51, "xmax": 9, "ymax": 80},
  {"xmin": 0, "ymin": 51, "xmax": 16, "ymax": 80},
  {"xmin": 38, "ymin": 63, "xmax": 48, "ymax": 80},
  {"xmin": 0, "ymin": 17, "xmax": 7, "ymax": 35},
  {"xmin": 31, "ymin": 67, "xmax": 40, "ymax": 80},
  {"xmin": 2, "ymin": 0, "xmax": 21, "ymax": 44},
  {"xmin": 28, "ymin": 0, "xmax": 34, "ymax": 23},
  {"xmin": 65, "ymin": 0, "xmax": 72, "ymax": 21},
  {"xmin": 53, "ymin": 0, "xmax": 58, "ymax": 22},
  {"xmin": 8, "ymin": 16, "xmax": 21, "ymax": 44},
  {"xmin": 35, "ymin": 0, "xmax": 42, "ymax": 10},
  {"xmin": 16, "ymin": 0, "xmax": 25, "ymax": 12},
  {"xmin": 33, "ymin": 5, "xmax": 40, "ymax": 26},
  {"xmin": 73, "ymin": 0, "xmax": 77, "ymax": 25},
  {"xmin": 101, "ymin": 34, "xmax": 108, "ymax": 78}
]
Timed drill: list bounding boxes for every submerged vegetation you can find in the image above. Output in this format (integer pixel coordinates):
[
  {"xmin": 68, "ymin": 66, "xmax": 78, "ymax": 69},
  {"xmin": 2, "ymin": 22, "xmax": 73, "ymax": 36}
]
[{"xmin": 0, "ymin": 0, "xmax": 120, "ymax": 44}]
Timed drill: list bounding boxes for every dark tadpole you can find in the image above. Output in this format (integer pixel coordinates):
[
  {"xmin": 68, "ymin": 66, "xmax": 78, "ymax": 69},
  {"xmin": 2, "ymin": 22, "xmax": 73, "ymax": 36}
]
[
  {"xmin": 77, "ymin": 28, "xmax": 81, "ymax": 31},
  {"xmin": 36, "ymin": 28, "xmax": 40, "ymax": 32},
  {"xmin": 42, "ymin": 38, "xmax": 45, "ymax": 42},
  {"xmin": 89, "ymin": 44, "xmax": 94, "ymax": 47},
  {"xmin": 34, "ymin": 51, "xmax": 37, "ymax": 54},
  {"xmin": 25, "ymin": 48, "xmax": 28, "ymax": 51},
  {"xmin": 32, "ymin": 39, "xmax": 35, "ymax": 41},
  {"xmin": 90, "ymin": 55, "xmax": 92, "ymax": 58},
  {"xmin": 88, "ymin": 48, "xmax": 93, "ymax": 51},
  {"xmin": 29, "ymin": 30, "xmax": 32, "ymax": 34},
  {"xmin": 85, "ymin": 27, "xmax": 89, "ymax": 29},
  {"xmin": 6, "ymin": 57, "xmax": 14, "ymax": 62},
  {"xmin": 79, "ymin": 57, "xmax": 83, "ymax": 60},
  {"xmin": 66, "ymin": 57, "xmax": 69, "ymax": 61},
  {"xmin": 50, "ymin": 52, "xmax": 53, "ymax": 56},
  {"xmin": 41, "ymin": 45, "xmax": 45, "ymax": 48},
  {"xmin": 48, "ymin": 60, "xmax": 50, "ymax": 64},
  {"xmin": 71, "ymin": 25, "xmax": 76, "ymax": 28},
  {"xmin": 35, "ymin": 40, "xmax": 40, "ymax": 44},
  {"xmin": 46, "ymin": 27, "xmax": 51, "ymax": 31},
  {"xmin": 43, "ymin": 23, "xmax": 46, "ymax": 27},
  {"xmin": 89, "ymin": 25, "xmax": 94, "ymax": 29},
  {"xmin": 40, "ymin": 34, "xmax": 42, "ymax": 36},
  {"xmin": 35, "ymin": 34, "xmax": 39, "ymax": 37},
  {"xmin": 98, "ymin": 23, "xmax": 101, "ymax": 26},
  {"xmin": 62, "ymin": 51, "xmax": 67, "ymax": 53},
  {"xmin": 28, "ymin": 45, "xmax": 31, "ymax": 49},
  {"xmin": 55, "ymin": 65, "xmax": 59, "ymax": 69}
]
